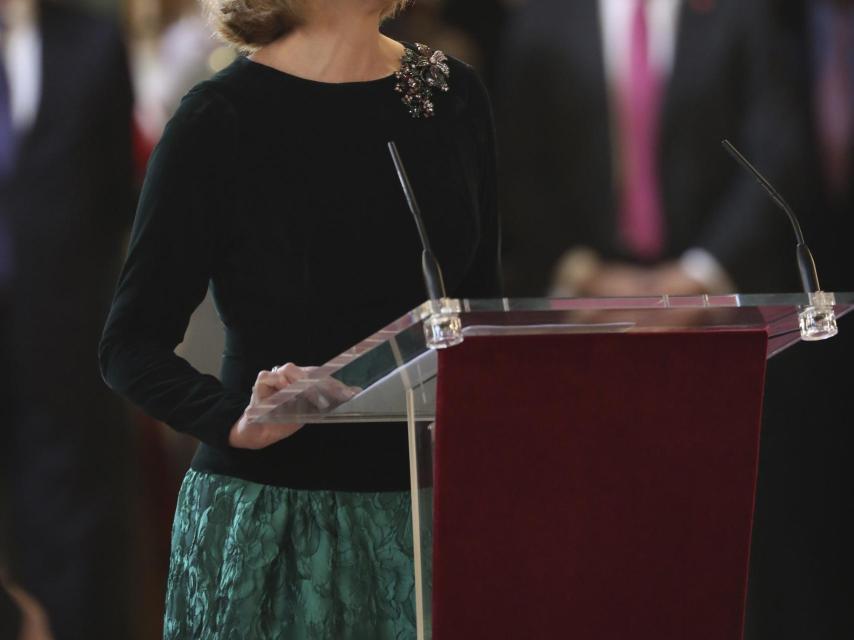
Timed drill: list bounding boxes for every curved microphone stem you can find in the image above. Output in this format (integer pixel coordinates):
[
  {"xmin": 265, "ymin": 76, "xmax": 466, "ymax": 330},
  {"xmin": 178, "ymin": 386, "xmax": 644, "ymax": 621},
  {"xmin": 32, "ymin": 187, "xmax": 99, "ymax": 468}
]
[
  {"xmin": 721, "ymin": 139, "xmax": 821, "ymax": 293},
  {"xmin": 388, "ymin": 141, "xmax": 463, "ymax": 349},
  {"xmin": 388, "ymin": 141, "xmax": 448, "ymax": 302}
]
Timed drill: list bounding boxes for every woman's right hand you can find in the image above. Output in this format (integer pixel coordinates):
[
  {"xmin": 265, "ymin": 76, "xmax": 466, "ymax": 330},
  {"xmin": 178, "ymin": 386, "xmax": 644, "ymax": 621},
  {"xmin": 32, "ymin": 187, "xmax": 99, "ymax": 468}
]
[{"xmin": 228, "ymin": 363, "xmax": 308, "ymax": 450}]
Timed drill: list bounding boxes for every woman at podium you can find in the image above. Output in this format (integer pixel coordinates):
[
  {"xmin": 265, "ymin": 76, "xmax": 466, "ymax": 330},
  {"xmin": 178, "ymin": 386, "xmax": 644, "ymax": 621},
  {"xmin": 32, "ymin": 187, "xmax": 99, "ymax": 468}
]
[{"xmin": 99, "ymin": 0, "xmax": 500, "ymax": 637}]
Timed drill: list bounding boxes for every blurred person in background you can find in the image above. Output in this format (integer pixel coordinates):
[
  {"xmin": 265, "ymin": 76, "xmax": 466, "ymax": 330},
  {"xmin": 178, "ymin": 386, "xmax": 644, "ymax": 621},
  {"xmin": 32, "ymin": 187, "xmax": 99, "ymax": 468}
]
[
  {"xmin": 499, "ymin": 0, "xmax": 796, "ymax": 297},
  {"xmin": 0, "ymin": 0, "xmax": 134, "ymax": 637},
  {"xmin": 130, "ymin": 0, "xmax": 235, "ymax": 158},
  {"xmin": 746, "ymin": 2, "xmax": 854, "ymax": 639}
]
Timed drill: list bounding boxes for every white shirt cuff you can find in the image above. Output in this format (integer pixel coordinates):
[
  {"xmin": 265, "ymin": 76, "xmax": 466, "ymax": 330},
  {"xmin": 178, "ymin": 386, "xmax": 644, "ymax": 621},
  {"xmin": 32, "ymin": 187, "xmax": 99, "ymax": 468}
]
[{"xmin": 679, "ymin": 248, "xmax": 734, "ymax": 294}]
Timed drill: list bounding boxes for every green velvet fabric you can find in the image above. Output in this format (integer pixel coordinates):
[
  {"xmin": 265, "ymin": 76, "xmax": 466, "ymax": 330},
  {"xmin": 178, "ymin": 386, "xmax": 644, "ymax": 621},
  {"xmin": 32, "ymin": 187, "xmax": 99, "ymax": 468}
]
[{"xmin": 164, "ymin": 471, "xmax": 416, "ymax": 639}]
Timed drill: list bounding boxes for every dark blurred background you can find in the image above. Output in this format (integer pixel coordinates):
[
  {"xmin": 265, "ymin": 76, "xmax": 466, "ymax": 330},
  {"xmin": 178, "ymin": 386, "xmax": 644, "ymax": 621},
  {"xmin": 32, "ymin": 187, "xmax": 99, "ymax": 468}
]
[{"xmin": 0, "ymin": 0, "xmax": 851, "ymax": 638}]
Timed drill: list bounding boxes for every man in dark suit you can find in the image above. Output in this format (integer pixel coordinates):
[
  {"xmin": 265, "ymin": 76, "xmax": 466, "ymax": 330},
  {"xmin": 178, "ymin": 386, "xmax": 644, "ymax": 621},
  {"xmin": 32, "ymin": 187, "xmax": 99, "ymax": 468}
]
[
  {"xmin": 0, "ymin": 0, "xmax": 134, "ymax": 636},
  {"xmin": 746, "ymin": 2, "xmax": 853, "ymax": 639},
  {"xmin": 499, "ymin": 0, "xmax": 797, "ymax": 297}
]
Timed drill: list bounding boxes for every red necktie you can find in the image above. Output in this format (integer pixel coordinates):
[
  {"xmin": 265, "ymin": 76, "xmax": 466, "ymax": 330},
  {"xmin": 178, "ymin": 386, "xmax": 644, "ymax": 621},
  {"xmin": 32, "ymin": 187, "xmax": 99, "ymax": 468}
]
[{"xmin": 618, "ymin": 0, "xmax": 665, "ymax": 260}]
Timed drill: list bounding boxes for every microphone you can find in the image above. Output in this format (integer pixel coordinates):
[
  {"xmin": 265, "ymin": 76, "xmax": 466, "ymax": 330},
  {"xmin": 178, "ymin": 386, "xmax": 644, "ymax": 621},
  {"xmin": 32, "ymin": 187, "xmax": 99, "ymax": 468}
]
[
  {"xmin": 721, "ymin": 139, "xmax": 837, "ymax": 340},
  {"xmin": 721, "ymin": 139, "xmax": 820, "ymax": 293},
  {"xmin": 387, "ymin": 141, "xmax": 448, "ymax": 302},
  {"xmin": 387, "ymin": 141, "xmax": 463, "ymax": 349}
]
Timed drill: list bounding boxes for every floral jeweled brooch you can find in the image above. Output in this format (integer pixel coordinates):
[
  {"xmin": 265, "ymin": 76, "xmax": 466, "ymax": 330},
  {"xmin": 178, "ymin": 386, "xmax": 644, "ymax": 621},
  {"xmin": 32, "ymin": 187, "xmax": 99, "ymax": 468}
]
[{"xmin": 394, "ymin": 43, "xmax": 451, "ymax": 119}]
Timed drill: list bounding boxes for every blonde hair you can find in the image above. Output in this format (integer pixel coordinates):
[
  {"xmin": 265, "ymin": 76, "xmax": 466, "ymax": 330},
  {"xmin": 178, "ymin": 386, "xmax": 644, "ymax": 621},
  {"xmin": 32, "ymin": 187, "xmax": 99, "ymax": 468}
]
[{"xmin": 203, "ymin": 0, "xmax": 410, "ymax": 52}]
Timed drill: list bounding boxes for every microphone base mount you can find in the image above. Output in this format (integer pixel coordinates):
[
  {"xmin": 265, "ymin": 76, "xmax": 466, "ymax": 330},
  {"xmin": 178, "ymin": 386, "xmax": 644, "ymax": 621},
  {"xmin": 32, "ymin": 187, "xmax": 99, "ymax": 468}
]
[
  {"xmin": 420, "ymin": 298, "xmax": 463, "ymax": 349},
  {"xmin": 799, "ymin": 291, "xmax": 839, "ymax": 341}
]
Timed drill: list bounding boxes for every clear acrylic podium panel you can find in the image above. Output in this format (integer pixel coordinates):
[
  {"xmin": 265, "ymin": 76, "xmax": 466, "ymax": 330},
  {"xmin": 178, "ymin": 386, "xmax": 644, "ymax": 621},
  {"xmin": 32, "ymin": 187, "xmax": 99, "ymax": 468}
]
[
  {"xmin": 246, "ymin": 293, "xmax": 854, "ymax": 640},
  {"xmin": 246, "ymin": 293, "xmax": 854, "ymax": 426}
]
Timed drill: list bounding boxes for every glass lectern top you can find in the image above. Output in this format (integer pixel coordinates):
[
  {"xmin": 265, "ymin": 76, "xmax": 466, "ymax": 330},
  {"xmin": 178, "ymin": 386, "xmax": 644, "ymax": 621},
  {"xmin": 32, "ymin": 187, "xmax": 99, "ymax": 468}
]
[{"xmin": 244, "ymin": 293, "xmax": 854, "ymax": 425}]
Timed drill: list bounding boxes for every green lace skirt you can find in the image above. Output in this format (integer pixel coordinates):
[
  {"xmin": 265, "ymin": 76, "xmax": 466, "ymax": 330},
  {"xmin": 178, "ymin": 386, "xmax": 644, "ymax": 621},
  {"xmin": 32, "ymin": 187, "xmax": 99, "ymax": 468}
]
[{"xmin": 164, "ymin": 470, "xmax": 416, "ymax": 640}]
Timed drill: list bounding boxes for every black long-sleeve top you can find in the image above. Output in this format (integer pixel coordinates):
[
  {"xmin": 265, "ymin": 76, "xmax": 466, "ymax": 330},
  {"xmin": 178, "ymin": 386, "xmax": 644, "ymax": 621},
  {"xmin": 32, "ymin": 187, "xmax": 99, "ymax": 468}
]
[{"xmin": 99, "ymin": 49, "xmax": 500, "ymax": 491}]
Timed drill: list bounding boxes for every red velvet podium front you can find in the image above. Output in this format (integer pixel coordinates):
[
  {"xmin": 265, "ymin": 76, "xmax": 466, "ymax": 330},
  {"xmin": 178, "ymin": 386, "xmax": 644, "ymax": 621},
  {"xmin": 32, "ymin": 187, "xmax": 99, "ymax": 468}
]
[
  {"xmin": 434, "ymin": 331, "xmax": 768, "ymax": 640},
  {"xmin": 246, "ymin": 294, "xmax": 854, "ymax": 640}
]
